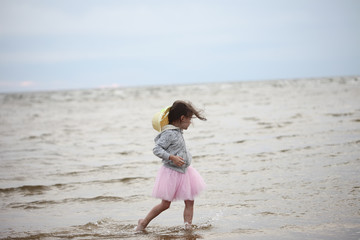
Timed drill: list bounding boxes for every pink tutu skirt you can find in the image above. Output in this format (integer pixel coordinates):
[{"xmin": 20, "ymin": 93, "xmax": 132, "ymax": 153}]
[{"xmin": 152, "ymin": 166, "xmax": 206, "ymax": 201}]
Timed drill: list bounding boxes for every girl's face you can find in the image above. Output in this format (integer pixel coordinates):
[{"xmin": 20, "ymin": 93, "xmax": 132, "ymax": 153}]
[{"xmin": 179, "ymin": 115, "xmax": 193, "ymax": 130}]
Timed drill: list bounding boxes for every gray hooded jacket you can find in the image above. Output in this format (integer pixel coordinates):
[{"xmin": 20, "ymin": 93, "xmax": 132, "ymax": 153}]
[{"xmin": 153, "ymin": 125, "xmax": 192, "ymax": 173}]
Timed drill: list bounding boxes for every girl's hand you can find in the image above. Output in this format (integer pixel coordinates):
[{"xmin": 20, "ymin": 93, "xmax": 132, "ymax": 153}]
[{"xmin": 169, "ymin": 155, "xmax": 185, "ymax": 167}]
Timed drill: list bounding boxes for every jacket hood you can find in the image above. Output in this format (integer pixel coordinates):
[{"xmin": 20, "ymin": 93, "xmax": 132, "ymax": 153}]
[{"xmin": 161, "ymin": 124, "xmax": 181, "ymax": 132}]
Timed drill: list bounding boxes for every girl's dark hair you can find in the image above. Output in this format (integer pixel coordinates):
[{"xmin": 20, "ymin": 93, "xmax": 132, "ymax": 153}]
[{"xmin": 168, "ymin": 100, "xmax": 207, "ymax": 123}]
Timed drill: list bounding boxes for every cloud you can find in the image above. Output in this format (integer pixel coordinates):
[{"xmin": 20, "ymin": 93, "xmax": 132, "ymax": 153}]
[
  {"xmin": 0, "ymin": 50, "xmax": 124, "ymax": 64},
  {"xmin": 0, "ymin": 1, "xmax": 312, "ymax": 38},
  {"xmin": 20, "ymin": 81, "xmax": 35, "ymax": 87},
  {"xmin": 98, "ymin": 83, "xmax": 120, "ymax": 89},
  {"xmin": 0, "ymin": 80, "xmax": 35, "ymax": 90},
  {"xmin": 0, "ymin": 0, "xmax": 359, "ymax": 92},
  {"xmin": 1, "ymin": 1, "xmax": 211, "ymax": 36}
]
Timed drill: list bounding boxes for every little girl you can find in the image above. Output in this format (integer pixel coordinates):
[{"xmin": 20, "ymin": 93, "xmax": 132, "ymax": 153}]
[{"xmin": 136, "ymin": 100, "xmax": 207, "ymax": 231}]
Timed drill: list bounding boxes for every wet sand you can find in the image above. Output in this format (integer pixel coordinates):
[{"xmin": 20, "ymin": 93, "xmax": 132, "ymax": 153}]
[{"xmin": 0, "ymin": 76, "xmax": 359, "ymax": 239}]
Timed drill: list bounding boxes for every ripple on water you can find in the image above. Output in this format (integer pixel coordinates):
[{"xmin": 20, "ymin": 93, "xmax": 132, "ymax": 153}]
[{"xmin": 3, "ymin": 217, "xmax": 213, "ymax": 240}]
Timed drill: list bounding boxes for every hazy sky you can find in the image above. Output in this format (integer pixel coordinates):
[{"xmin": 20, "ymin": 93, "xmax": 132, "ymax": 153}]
[{"xmin": 0, "ymin": 0, "xmax": 359, "ymax": 92}]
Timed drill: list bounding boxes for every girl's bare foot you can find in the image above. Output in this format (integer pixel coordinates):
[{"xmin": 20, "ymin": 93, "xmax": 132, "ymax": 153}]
[
  {"xmin": 184, "ymin": 222, "xmax": 192, "ymax": 230},
  {"xmin": 135, "ymin": 219, "xmax": 146, "ymax": 231}
]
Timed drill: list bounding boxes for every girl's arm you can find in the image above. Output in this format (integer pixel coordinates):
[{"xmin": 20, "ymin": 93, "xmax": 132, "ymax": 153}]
[
  {"xmin": 153, "ymin": 144, "xmax": 170, "ymax": 161},
  {"xmin": 153, "ymin": 131, "xmax": 185, "ymax": 166},
  {"xmin": 153, "ymin": 132, "xmax": 173, "ymax": 160}
]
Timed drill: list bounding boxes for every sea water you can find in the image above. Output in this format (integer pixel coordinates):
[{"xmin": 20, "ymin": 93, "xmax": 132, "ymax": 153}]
[{"xmin": 1, "ymin": 77, "xmax": 359, "ymax": 239}]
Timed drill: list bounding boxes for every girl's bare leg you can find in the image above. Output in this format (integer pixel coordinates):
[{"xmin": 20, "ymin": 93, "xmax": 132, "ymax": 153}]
[
  {"xmin": 184, "ymin": 200, "xmax": 194, "ymax": 229},
  {"xmin": 136, "ymin": 200, "xmax": 171, "ymax": 231}
]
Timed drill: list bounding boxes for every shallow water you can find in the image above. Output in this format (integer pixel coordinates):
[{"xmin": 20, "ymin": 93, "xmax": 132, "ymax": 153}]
[{"xmin": 1, "ymin": 77, "xmax": 360, "ymax": 239}]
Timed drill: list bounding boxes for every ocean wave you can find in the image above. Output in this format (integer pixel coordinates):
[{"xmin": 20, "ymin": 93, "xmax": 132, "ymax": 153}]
[
  {"xmin": 1, "ymin": 217, "xmax": 212, "ymax": 239},
  {"xmin": 0, "ymin": 185, "xmax": 55, "ymax": 196},
  {"xmin": 7, "ymin": 195, "xmax": 144, "ymax": 209},
  {"xmin": 0, "ymin": 177, "xmax": 150, "ymax": 196}
]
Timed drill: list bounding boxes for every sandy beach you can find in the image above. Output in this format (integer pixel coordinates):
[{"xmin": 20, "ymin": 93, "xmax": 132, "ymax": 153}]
[{"xmin": 0, "ymin": 76, "xmax": 359, "ymax": 239}]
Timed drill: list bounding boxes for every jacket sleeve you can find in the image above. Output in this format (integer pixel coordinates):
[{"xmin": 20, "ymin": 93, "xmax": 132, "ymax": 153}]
[{"xmin": 153, "ymin": 131, "xmax": 174, "ymax": 161}]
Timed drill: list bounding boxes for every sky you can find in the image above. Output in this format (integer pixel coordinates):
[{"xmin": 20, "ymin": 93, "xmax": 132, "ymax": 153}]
[{"xmin": 0, "ymin": 0, "xmax": 359, "ymax": 92}]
